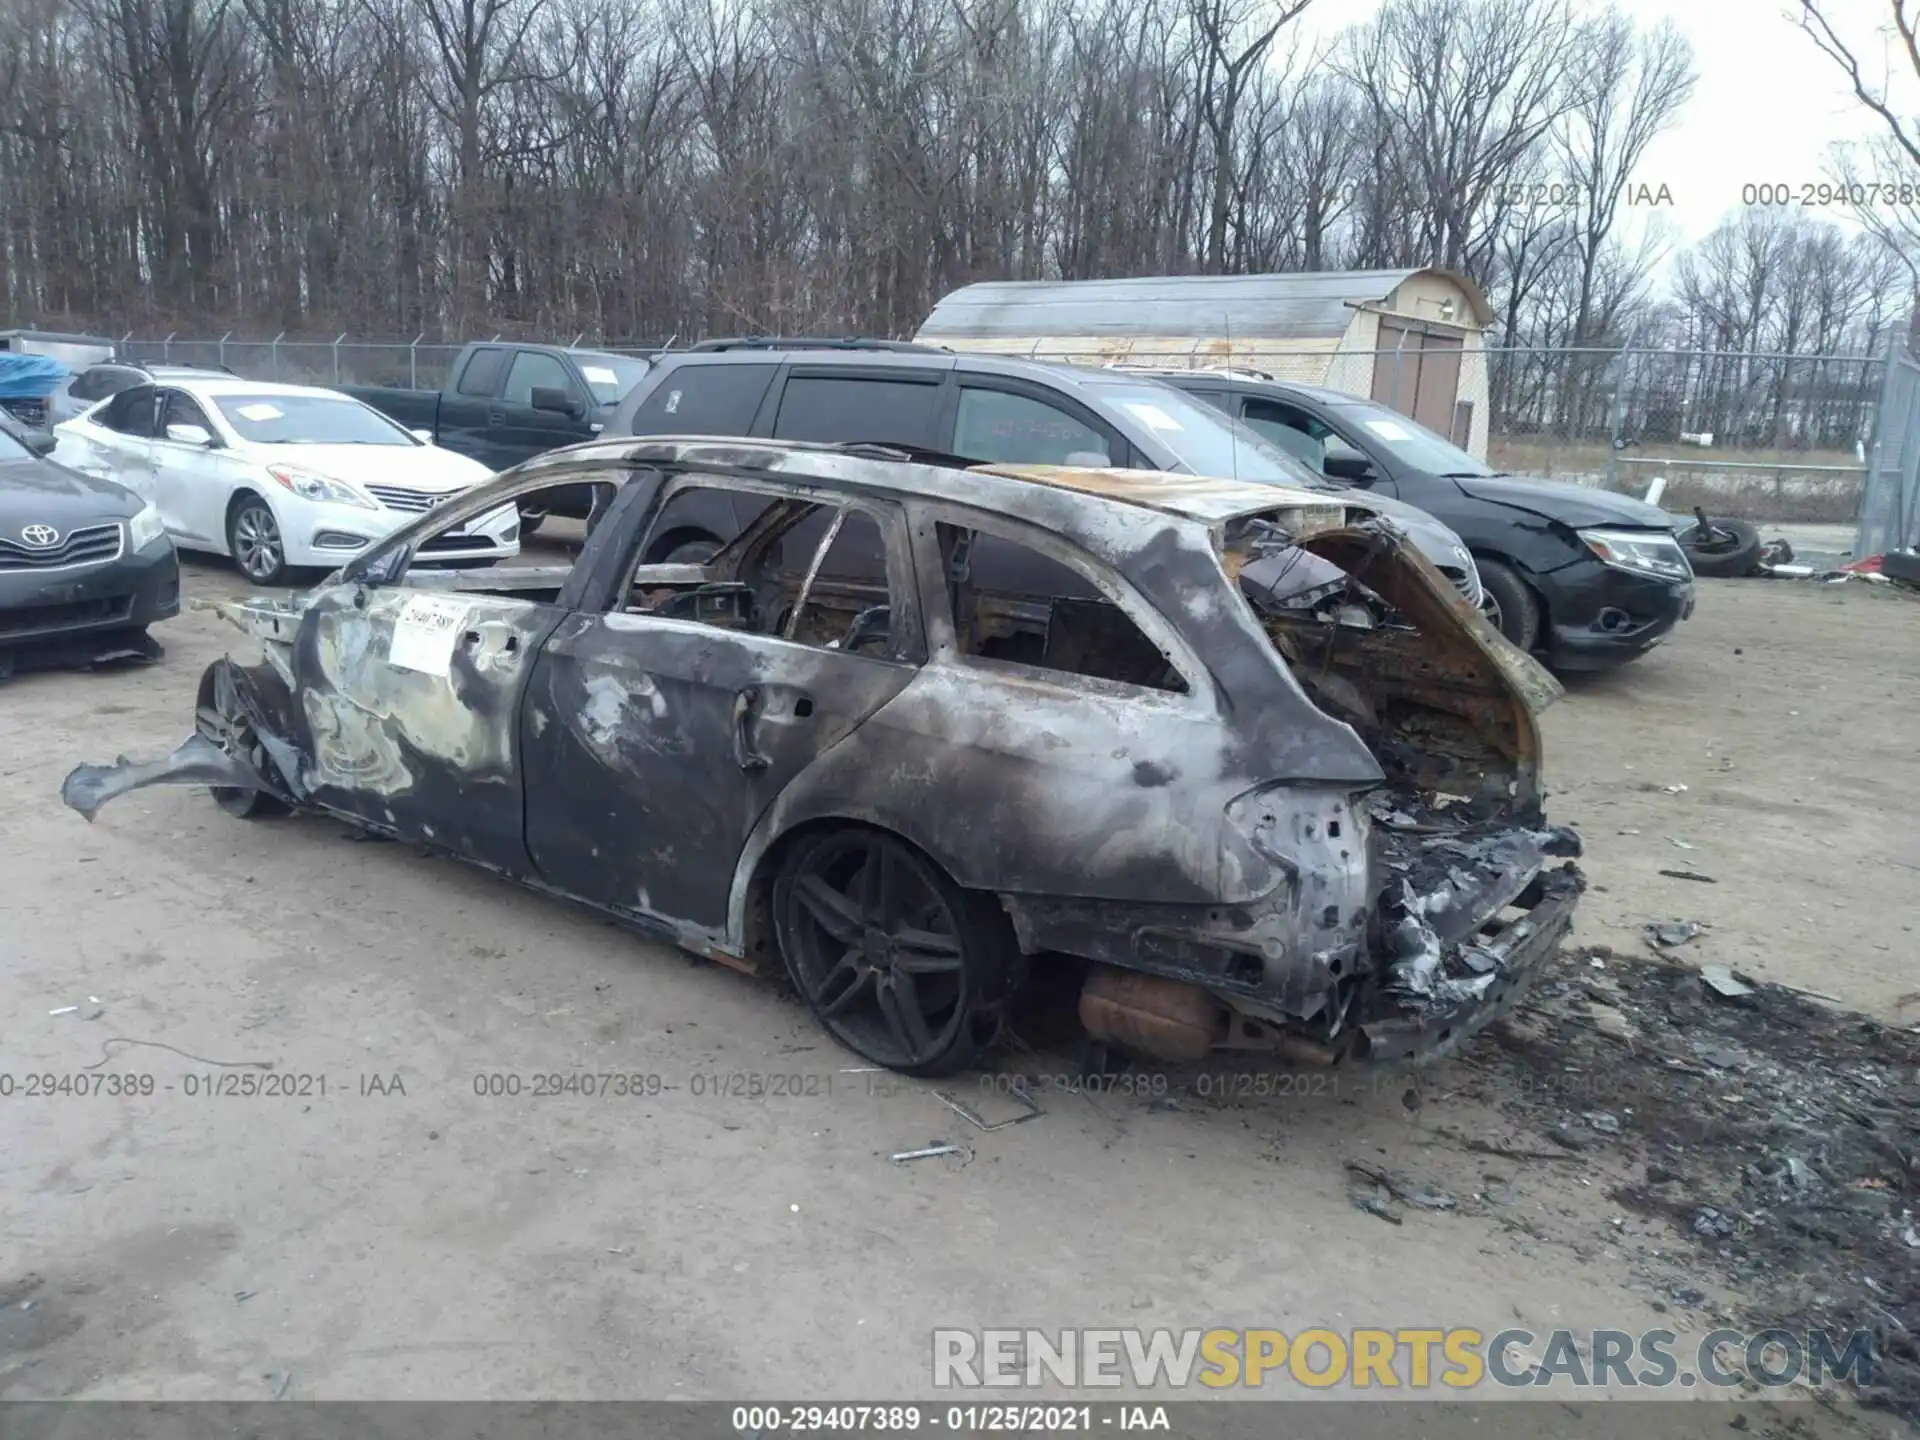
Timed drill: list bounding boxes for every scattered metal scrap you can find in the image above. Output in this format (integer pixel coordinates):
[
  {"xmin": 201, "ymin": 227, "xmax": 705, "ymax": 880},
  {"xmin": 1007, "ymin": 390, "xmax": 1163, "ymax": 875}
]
[
  {"xmin": 1481, "ymin": 948, "xmax": 1920, "ymax": 1419},
  {"xmin": 1343, "ymin": 1158, "xmax": 1458, "ymax": 1212},
  {"xmin": 936, "ymin": 1085, "xmax": 1044, "ymax": 1133},
  {"xmin": 1643, "ymin": 919, "xmax": 1704, "ymax": 950},
  {"xmin": 890, "ymin": 1143, "xmax": 967, "ymax": 1164},
  {"xmin": 1349, "ymin": 1184, "xmax": 1403, "ymax": 1225},
  {"xmin": 1699, "ymin": 966, "xmax": 1756, "ymax": 1000}
]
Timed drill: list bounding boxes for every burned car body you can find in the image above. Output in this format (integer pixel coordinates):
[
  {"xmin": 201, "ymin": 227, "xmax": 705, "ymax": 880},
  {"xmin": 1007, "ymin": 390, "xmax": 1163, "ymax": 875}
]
[{"xmin": 63, "ymin": 437, "xmax": 1583, "ymax": 1074}]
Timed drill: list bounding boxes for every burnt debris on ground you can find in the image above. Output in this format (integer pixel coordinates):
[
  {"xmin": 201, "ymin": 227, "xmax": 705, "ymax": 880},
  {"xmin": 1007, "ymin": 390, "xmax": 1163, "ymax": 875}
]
[{"xmin": 1484, "ymin": 948, "xmax": 1920, "ymax": 1418}]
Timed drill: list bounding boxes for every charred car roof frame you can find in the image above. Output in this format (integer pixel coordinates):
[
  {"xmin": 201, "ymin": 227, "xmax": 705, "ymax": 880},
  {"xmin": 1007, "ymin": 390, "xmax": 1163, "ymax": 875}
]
[{"xmin": 61, "ymin": 434, "xmax": 1583, "ymax": 1074}]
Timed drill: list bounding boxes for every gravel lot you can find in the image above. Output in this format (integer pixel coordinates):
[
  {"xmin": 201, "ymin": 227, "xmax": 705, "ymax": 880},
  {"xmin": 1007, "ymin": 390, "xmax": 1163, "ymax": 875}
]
[{"xmin": 2, "ymin": 543, "xmax": 1915, "ymax": 1427}]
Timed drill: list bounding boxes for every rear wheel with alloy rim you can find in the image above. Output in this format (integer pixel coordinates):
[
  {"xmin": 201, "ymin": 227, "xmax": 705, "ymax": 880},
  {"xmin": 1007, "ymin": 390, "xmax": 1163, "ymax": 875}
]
[
  {"xmin": 228, "ymin": 496, "xmax": 289, "ymax": 585},
  {"xmin": 773, "ymin": 828, "xmax": 1021, "ymax": 1076}
]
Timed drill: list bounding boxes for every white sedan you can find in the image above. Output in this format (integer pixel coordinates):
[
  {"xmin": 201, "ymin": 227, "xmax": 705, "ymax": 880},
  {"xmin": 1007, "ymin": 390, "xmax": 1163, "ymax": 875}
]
[{"xmin": 52, "ymin": 378, "xmax": 518, "ymax": 585}]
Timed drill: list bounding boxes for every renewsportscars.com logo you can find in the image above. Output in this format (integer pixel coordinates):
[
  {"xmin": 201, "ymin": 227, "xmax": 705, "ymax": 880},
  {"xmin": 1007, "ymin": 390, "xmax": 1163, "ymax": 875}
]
[{"xmin": 931, "ymin": 1327, "xmax": 1876, "ymax": 1392}]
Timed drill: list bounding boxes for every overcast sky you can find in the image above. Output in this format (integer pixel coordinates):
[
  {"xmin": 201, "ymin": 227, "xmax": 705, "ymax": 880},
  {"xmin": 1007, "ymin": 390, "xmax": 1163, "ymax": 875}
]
[{"xmin": 1296, "ymin": 0, "xmax": 1903, "ymax": 255}]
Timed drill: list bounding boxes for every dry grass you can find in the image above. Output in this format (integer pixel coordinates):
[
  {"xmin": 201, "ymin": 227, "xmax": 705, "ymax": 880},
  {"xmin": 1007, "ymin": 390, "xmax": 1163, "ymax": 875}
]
[{"xmin": 1488, "ymin": 436, "xmax": 1864, "ymax": 522}]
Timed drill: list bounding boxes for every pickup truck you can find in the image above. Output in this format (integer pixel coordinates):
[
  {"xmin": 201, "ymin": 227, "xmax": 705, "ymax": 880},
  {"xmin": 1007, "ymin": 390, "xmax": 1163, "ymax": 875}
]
[{"xmin": 343, "ymin": 342, "xmax": 652, "ymax": 529}]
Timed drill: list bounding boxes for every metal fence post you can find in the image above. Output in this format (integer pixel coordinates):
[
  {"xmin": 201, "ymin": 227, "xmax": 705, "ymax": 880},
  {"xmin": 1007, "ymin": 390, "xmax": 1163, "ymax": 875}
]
[
  {"xmin": 332, "ymin": 333, "xmax": 346, "ymax": 384},
  {"xmin": 218, "ymin": 330, "xmax": 232, "ymax": 371},
  {"xmin": 163, "ymin": 331, "xmax": 175, "ymax": 364},
  {"xmin": 1602, "ymin": 336, "xmax": 1638, "ymax": 492},
  {"xmin": 409, "ymin": 333, "xmax": 423, "ymax": 389},
  {"xmin": 270, "ymin": 332, "xmax": 284, "ymax": 379},
  {"xmin": 119, "ymin": 330, "xmax": 133, "ymax": 361}
]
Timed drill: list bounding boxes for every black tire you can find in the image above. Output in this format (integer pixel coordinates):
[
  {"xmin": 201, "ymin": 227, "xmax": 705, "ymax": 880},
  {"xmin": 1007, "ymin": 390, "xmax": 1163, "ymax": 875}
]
[
  {"xmin": 226, "ymin": 494, "xmax": 289, "ymax": 586},
  {"xmin": 656, "ymin": 535, "xmax": 722, "ymax": 565},
  {"xmin": 1476, "ymin": 558, "xmax": 1541, "ymax": 651},
  {"xmin": 772, "ymin": 827, "xmax": 1021, "ymax": 1076},
  {"xmin": 1681, "ymin": 517, "xmax": 1763, "ymax": 577},
  {"xmin": 194, "ymin": 665, "xmax": 288, "ymax": 819},
  {"xmin": 1881, "ymin": 549, "xmax": 1920, "ymax": 584}
]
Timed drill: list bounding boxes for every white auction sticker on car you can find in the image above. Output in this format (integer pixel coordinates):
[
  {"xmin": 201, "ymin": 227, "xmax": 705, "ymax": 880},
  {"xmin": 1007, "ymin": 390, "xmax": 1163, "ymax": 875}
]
[
  {"xmin": 1363, "ymin": 417, "xmax": 1413, "ymax": 441},
  {"xmin": 388, "ymin": 594, "xmax": 470, "ymax": 677},
  {"xmin": 236, "ymin": 402, "xmax": 283, "ymax": 421},
  {"xmin": 581, "ymin": 365, "xmax": 618, "ymax": 386}
]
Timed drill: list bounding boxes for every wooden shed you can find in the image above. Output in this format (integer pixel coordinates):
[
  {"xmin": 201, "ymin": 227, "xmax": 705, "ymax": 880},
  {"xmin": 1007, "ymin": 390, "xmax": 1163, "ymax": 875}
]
[{"xmin": 915, "ymin": 267, "xmax": 1496, "ymax": 457}]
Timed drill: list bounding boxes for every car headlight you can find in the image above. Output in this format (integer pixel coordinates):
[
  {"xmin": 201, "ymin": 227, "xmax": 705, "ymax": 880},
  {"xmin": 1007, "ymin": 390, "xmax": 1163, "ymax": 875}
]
[
  {"xmin": 266, "ymin": 463, "xmax": 376, "ymax": 509},
  {"xmin": 127, "ymin": 501, "xmax": 168, "ymax": 551},
  {"xmin": 1579, "ymin": 527, "xmax": 1692, "ymax": 582}
]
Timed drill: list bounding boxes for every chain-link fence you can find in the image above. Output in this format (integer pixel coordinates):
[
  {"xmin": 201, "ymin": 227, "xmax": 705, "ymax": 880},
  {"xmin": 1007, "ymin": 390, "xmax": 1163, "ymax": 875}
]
[
  {"xmin": 1488, "ymin": 347, "xmax": 1880, "ymax": 524},
  {"xmin": 110, "ymin": 331, "xmax": 1883, "ymax": 524}
]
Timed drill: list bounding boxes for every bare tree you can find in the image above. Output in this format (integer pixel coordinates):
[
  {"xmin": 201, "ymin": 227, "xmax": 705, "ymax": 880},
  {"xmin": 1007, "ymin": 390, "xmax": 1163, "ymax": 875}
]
[
  {"xmin": 1338, "ymin": 0, "xmax": 1580, "ymax": 279},
  {"xmin": 1189, "ymin": 0, "xmax": 1311, "ymax": 273},
  {"xmin": 1555, "ymin": 9, "xmax": 1694, "ymax": 344},
  {"xmin": 1798, "ymin": 2, "xmax": 1920, "ymax": 301},
  {"xmin": 0, "ymin": 0, "xmax": 1730, "ymax": 359}
]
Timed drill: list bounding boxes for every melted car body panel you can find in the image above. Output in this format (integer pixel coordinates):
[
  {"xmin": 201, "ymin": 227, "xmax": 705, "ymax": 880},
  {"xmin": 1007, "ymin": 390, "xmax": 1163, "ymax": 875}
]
[{"xmin": 58, "ymin": 437, "xmax": 1582, "ymax": 1066}]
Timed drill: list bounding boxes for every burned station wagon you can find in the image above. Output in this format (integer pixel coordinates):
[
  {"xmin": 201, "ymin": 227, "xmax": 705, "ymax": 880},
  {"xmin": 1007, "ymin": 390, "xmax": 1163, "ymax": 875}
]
[{"xmin": 63, "ymin": 437, "xmax": 1584, "ymax": 1075}]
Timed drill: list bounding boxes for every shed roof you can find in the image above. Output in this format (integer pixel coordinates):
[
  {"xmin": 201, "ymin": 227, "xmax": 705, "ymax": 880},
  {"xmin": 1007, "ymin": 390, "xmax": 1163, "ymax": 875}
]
[{"xmin": 917, "ymin": 268, "xmax": 1491, "ymax": 342}]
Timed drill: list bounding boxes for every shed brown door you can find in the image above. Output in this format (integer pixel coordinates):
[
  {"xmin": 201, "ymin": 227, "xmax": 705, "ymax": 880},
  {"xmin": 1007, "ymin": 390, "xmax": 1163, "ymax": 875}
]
[
  {"xmin": 1413, "ymin": 333, "xmax": 1461, "ymax": 434},
  {"xmin": 1371, "ymin": 321, "xmax": 1463, "ymax": 435},
  {"xmin": 1372, "ymin": 321, "xmax": 1420, "ymax": 414}
]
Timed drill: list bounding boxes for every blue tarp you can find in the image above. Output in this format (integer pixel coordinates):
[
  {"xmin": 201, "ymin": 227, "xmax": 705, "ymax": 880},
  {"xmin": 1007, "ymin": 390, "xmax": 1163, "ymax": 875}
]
[{"xmin": 0, "ymin": 353, "xmax": 70, "ymax": 400}]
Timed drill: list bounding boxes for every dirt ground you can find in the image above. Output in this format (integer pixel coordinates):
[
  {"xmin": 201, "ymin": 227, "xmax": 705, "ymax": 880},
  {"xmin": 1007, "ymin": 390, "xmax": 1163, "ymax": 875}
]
[{"xmin": 2, "ymin": 541, "xmax": 1916, "ymax": 1432}]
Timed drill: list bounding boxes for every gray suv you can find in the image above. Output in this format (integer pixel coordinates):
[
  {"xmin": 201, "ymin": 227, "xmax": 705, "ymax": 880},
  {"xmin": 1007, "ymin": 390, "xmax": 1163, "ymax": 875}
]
[{"xmin": 607, "ymin": 344, "xmax": 1483, "ymax": 603}]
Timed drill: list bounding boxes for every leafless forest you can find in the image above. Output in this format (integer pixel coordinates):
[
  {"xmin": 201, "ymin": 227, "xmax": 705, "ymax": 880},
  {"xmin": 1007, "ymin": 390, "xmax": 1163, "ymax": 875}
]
[{"xmin": 0, "ymin": 0, "xmax": 1910, "ymax": 375}]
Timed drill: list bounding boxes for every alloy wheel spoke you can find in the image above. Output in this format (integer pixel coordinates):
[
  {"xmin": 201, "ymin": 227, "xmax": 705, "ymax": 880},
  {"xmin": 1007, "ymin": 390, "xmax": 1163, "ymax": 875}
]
[
  {"xmin": 814, "ymin": 952, "xmax": 869, "ymax": 1018},
  {"xmin": 876, "ymin": 973, "xmax": 934, "ymax": 1058},
  {"xmin": 795, "ymin": 874, "xmax": 864, "ymax": 947},
  {"xmin": 891, "ymin": 925, "xmax": 963, "ymax": 974},
  {"xmin": 861, "ymin": 845, "xmax": 900, "ymax": 929}
]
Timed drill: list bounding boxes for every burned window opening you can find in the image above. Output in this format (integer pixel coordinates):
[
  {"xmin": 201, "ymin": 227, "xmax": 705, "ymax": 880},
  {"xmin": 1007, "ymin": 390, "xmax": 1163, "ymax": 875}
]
[
  {"xmin": 373, "ymin": 477, "xmax": 619, "ymax": 603},
  {"xmin": 613, "ymin": 484, "xmax": 904, "ymax": 661},
  {"xmin": 933, "ymin": 522, "xmax": 1187, "ymax": 695}
]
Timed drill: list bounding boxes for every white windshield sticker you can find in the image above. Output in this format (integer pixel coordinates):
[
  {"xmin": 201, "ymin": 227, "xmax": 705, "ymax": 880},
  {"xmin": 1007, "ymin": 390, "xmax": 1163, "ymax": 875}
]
[
  {"xmin": 388, "ymin": 594, "xmax": 469, "ymax": 677},
  {"xmin": 581, "ymin": 365, "xmax": 618, "ymax": 386},
  {"xmin": 1120, "ymin": 401, "xmax": 1183, "ymax": 432},
  {"xmin": 236, "ymin": 402, "xmax": 283, "ymax": 422},
  {"xmin": 663, "ymin": 389, "xmax": 682, "ymax": 414},
  {"xmin": 1363, "ymin": 417, "xmax": 1413, "ymax": 441}
]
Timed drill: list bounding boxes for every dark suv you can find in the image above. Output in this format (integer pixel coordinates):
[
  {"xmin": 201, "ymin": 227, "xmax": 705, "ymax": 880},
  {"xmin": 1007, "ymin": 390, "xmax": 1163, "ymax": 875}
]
[
  {"xmin": 1145, "ymin": 371, "xmax": 1694, "ymax": 670},
  {"xmin": 605, "ymin": 344, "xmax": 1485, "ymax": 604}
]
